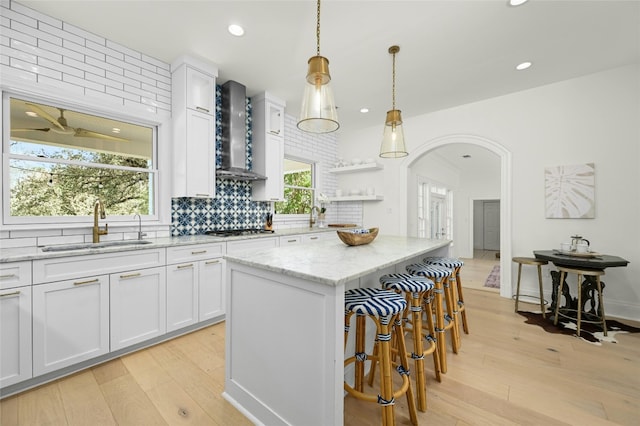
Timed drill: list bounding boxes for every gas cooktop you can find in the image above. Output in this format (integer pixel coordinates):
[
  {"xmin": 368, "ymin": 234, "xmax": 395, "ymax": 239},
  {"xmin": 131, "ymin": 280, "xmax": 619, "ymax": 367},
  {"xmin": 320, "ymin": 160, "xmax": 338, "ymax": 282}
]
[{"xmin": 205, "ymin": 228, "xmax": 274, "ymax": 237}]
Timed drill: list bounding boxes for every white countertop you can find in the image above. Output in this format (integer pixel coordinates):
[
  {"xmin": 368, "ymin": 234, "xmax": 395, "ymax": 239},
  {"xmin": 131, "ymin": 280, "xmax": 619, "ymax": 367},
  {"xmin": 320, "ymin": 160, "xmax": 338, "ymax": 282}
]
[
  {"xmin": 224, "ymin": 235, "xmax": 450, "ymax": 286},
  {"xmin": 0, "ymin": 227, "xmax": 341, "ymax": 263}
]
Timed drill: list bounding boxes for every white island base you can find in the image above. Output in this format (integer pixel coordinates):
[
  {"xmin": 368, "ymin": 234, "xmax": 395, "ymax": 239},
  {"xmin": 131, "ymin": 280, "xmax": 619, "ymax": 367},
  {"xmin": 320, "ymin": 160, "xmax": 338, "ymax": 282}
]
[{"xmin": 223, "ymin": 236, "xmax": 450, "ymax": 426}]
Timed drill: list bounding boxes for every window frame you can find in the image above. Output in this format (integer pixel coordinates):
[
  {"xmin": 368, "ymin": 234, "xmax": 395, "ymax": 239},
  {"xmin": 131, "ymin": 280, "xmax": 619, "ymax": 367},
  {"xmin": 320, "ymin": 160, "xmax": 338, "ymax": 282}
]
[
  {"xmin": 2, "ymin": 92, "xmax": 160, "ymax": 228},
  {"xmin": 274, "ymin": 155, "xmax": 318, "ymax": 221}
]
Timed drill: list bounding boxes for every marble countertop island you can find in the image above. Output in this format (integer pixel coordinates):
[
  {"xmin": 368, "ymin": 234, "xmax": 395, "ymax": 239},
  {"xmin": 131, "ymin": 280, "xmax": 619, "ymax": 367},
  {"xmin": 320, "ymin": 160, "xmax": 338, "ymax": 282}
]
[
  {"xmin": 223, "ymin": 235, "xmax": 450, "ymax": 426},
  {"xmin": 224, "ymin": 235, "xmax": 451, "ymax": 286}
]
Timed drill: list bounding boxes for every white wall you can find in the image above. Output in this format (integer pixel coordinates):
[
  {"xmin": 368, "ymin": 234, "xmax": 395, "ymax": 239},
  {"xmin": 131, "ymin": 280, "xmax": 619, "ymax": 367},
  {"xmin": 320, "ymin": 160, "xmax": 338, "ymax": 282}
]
[{"xmin": 339, "ymin": 64, "xmax": 640, "ymax": 320}]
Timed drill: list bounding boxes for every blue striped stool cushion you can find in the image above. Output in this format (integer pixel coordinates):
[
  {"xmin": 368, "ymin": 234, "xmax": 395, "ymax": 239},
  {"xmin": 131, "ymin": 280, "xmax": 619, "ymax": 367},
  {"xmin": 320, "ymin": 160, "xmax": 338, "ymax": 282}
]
[
  {"xmin": 345, "ymin": 287, "xmax": 407, "ymax": 317},
  {"xmin": 379, "ymin": 273, "xmax": 434, "ymax": 293},
  {"xmin": 423, "ymin": 257, "xmax": 464, "ymax": 269},
  {"xmin": 406, "ymin": 263, "xmax": 452, "ymax": 279}
]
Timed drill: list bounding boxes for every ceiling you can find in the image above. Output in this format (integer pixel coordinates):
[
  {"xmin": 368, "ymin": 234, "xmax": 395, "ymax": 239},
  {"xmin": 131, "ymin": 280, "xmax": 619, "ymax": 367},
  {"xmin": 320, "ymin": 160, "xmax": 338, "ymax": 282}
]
[{"xmin": 16, "ymin": 0, "xmax": 640, "ymax": 142}]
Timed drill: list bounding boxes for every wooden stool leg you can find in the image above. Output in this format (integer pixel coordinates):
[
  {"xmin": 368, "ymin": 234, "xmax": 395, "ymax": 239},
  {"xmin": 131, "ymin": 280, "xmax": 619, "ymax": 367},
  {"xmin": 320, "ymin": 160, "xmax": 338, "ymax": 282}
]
[
  {"xmin": 432, "ymin": 281, "xmax": 448, "ymax": 373},
  {"xmin": 596, "ymin": 276, "xmax": 607, "ymax": 336},
  {"xmin": 422, "ymin": 290, "xmax": 442, "ymax": 383},
  {"xmin": 409, "ymin": 291, "xmax": 427, "ymax": 412},
  {"xmin": 354, "ymin": 314, "xmax": 367, "ymax": 392},
  {"xmin": 377, "ymin": 318, "xmax": 394, "ymax": 426},
  {"xmin": 554, "ymin": 271, "xmax": 566, "ymax": 326},
  {"xmin": 537, "ymin": 264, "xmax": 546, "ymax": 318},
  {"xmin": 446, "ymin": 278, "xmax": 460, "ymax": 354},
  {"xmin": 455, "ymin": 268, "xmax": 469, "ymax": 334},
  {"xmin": 448, "ymin": 276, "xmax": 462, "ymax": 349},
  {"xmin": 392, "ymin": 315, "xmax": 418, "ymax": 426},
  {"xmin": 515, "ymin": 263, "xmax": 523, "ymax": 312}
]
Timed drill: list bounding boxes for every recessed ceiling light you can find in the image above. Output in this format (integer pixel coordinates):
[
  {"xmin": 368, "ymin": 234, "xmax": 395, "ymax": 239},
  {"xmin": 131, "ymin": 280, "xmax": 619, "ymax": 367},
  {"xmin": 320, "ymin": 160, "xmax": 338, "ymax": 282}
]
[
  {"xmin": 228, "ymin": 24, "xmax": 245, "ymax": 37},
  {"xmin": 112, "ymin": 127, "xmax": 121, "ymax": 133},
  {"xmin": 25, "ymin": 111, "xmax": 38, "ymax": 117},
  {"xmin": 516, "ymin": 61, "xmax": 532, "ymax": 71},
  {"xmin": 509, "ymin": 0, "xmax": 529, "ymax": 6},
  {"xmin": 360, "ymin": 108, "xmax": 369, "ymax": 113}
]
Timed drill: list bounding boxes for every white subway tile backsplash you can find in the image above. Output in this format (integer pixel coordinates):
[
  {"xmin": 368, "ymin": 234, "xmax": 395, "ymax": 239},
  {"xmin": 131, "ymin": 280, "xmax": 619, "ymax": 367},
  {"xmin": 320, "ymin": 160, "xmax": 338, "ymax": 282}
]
[
  {"xmin": 4, "ymin": 43, "xmax": 36, "ymax": 63},
  {"xmin": 2, "ymin": 25, "xmax": 38, "ymax": 46},
  {"xmin": 106, "ymin": 85, "xmax": 140, "ymax": 102},
  {"xmin": 142, "ymin": 67, "xmax": 171, "ymax": 85},
  {"xmin": 86, "ymin": 39, "xmax": 123, "ymax": 60},
  {"xmin": 37, "ymin": 234, "xmax": 84, "ymax": 247},
  {"xmin": 3, "ymin": 7, "xmax": 37, "ymax": 28},
  {"xmin": 84, "ymin": 88, "xmax": 124, "ymax": 106},
  {"xmin": 38, "ymin": 21, "xmax": 84, "ymax": 45},
  {"xmin": 63, "ymin": 73, "xmax": 105, "ymax": 92},
  {"xmin": 10, "ymin": 228, "xmax": 61, "ymax": 238},
  {"xmin": 106, "ymin": 54, "xmax": 140, "ymax": 74},
  {"xmin": 64, "ymin": 55, "xmax": 105, "ymax": 77},
  {"xmin": 142, "ymin": 54, "xmax": 170, "ymax": 72},
  {"xmin": 1, "ymin": 63, "xmax": 37, "ymax": 82},
  {"xmin": 39, "ymin": 56, "xmax": 83, "ymax": 77},
  {"xmin": 124, "ymin": 68, "xmax": 156, "ymax": 86},
  {"xmin": 106, "ymin": 70, "xmax": 140, "ymax": 87},
  {"xmin": 106, "ymin": 39, "xmax": 142, "ymax": 59},
  {"xmin": 10, "ymin": 2, "xmax": 61, "ymax": 29},
  {"xmin": 37, "ymin": 39, "xmax": 66, "ymax": 61},
  {"xmin": 85, "ymin": 71, "xmax": 123, "ymax": 90},
  {"xmin": 63, "ymin": 22, "xmax": 104, "ymax": 45},
  {"xmin": 0, "ymin": 237, "xmax": 37, "ymax": 249},
  {"xmin": 37, "ymin": 74, "xmax": 84, "ymax": 95}
]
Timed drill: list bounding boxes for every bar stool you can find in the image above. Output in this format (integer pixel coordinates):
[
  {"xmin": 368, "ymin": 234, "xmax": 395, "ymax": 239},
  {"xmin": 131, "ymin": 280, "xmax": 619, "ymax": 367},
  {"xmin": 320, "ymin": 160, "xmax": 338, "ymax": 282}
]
[
  {"xmin": 512, "ymin": 257, "xmax": 548, "ymax": 317},
  {"xmin": 376, "ymin": 273, "xmax": 441, "ymax": 412},
  {"xmin": 423, "ymin": 257, "xmax": 469, "ymax": 345},
  {"xmin": 553, "ymin": 266, "xmax": 607, "ymax": 338},
  {"xmin": 406, "ymin": 263, "xmax": 458, "ymax": 373},
  {"xmin": 344, "ymin": 287, "xmax": 418, "ymax": 426}
]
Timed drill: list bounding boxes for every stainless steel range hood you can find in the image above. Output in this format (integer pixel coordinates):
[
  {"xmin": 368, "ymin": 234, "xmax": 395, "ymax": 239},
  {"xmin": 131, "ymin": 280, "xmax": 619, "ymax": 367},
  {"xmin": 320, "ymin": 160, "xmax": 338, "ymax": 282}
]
[{"xmin": 217, "ymin": 80, "xmax": 266, "ymax": 181}]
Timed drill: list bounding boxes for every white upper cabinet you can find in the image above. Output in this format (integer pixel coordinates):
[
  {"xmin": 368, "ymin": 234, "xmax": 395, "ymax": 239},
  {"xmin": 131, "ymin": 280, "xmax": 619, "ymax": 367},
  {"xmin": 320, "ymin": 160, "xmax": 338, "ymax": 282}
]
[
  {"xmin": 186, "ymin": 66, "xmax": 215, "ymax": 115},
  {"xmin": 251, "ymin": 92, "xmax": 286, "ymax": 201},
  {"xmin": 171, "ymin": 56, "xmax": 219, "ymax": 198}
]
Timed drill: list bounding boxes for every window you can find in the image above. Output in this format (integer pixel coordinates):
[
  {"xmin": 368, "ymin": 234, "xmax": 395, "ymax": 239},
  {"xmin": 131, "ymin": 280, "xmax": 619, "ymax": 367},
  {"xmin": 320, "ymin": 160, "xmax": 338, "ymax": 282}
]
[
  {"xmin": 3, "ymin": 94, "xmax": 157, "ymax": 225},
  {"xmin": 274, "ymin": 157, "xmax": 316, "ymax": 215},
  {"xmin": 418, "ymin": 181, "xmax": 453, "ymax": 240}
]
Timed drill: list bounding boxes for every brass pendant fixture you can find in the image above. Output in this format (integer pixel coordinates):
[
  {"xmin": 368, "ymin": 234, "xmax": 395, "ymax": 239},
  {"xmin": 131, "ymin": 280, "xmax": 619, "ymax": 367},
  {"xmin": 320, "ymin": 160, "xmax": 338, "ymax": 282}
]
[
  {"xmin": 297, "ymin": 0, "xmax": 339, "ymax": 134},
  {"xmin": 380, "ymin": 45, "xmax": 408, "ymax": 158}
]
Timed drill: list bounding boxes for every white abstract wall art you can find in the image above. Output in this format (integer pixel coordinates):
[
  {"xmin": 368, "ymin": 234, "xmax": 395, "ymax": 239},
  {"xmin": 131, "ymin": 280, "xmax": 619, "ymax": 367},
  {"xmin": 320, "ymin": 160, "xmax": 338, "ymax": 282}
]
[{"xmin": 545, "ymin": 163, "xmax": 595, "ymax": 219}]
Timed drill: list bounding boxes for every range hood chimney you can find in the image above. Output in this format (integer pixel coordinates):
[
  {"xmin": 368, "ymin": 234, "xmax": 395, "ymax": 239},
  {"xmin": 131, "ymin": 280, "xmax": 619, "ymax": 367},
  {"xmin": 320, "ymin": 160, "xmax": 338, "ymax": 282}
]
[{"xmin": 217, "ymin": 80, "xmax": 266, "ymax": 181}]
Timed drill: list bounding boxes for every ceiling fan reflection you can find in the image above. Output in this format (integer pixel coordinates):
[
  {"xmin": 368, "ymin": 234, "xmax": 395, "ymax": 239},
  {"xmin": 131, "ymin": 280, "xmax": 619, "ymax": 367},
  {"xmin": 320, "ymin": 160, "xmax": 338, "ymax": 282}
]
[{"xmin": 12, "ymin": 103, "xmax": 129, "ymax": 142}]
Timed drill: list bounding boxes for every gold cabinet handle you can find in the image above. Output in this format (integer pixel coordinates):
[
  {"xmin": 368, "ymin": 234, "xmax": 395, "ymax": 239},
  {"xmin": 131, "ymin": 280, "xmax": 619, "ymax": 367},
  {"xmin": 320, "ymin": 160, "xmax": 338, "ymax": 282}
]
[
  {"xmin": 287, "ymin": 239, "xmax": 296, "ymax": 243},
  {"xmin": 120, "ymin": 272, "xmax": 141, "ymax": 279},
  {"xmin": 195, "ymin": 106, "xmax": 210, "ymax": 113},
  {"xmin": 0, "ymin": 291, "xmax": 20, "ymax": 298},
  {"xmin": 195, "ymin": 193, "xmax": 209, "ymax": 197},
  {"xmin": 177, "ymin": 264, "xmax": 194, "ymax": 269},
  {"xmin": 309, "ymin": 236, "xmax": 318, "ymax": 240},
  {"xmin": 191, "ymin": 250, "xmax": 207, "ymax": 255},
  {"xmin": 0, "ymin": 274, "xmax": 17, "ymax": 279},
  {"xmin": 74, "ymin": 278, "xmax": 100, "ymax": 286},
  {"xmin": 205, "ymin": 259, "xmax": 220, "ymax": 265}
]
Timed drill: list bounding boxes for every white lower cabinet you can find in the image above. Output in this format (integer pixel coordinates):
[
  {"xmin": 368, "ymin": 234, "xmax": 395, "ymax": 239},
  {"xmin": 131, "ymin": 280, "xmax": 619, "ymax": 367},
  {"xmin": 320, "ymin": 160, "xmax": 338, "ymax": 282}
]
[
  {"xmin": 0, "ymin": 286, "xmax": 32, "ymax": 387},
  {"xmin": 166, "ymin": 262, "xmax": 199, "ymax": 332},
  {"xmin": 303, "ymin": 233, "xmax": 331, "ymax": 243},
  {"xmin": 198, "ymin": 257, "xmax": 225, "ymax": 321},
  {"xmin": 166, "ymin": 243, "xmax": 225, "ymax": 330},
  {"xmin": 32, "ymin": 276, "xmax": 109, "ymax": 376},
  {"xmin": 110, "ymin": 267, "xmax": 166, "ymax": 351}
]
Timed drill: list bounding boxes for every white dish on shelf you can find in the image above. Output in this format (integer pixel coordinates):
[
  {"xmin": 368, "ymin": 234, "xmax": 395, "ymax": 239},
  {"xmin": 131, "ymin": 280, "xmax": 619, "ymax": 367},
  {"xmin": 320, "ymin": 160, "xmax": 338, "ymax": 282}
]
[{"xmin": 351, "ymin": 158, "xmax": 362, "ymax": 165}]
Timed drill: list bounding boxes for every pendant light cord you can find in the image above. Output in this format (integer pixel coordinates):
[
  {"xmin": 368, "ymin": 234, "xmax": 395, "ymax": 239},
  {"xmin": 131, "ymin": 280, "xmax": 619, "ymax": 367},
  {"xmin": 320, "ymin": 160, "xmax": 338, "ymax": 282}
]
[
  {"xmin": 392, "ymin": 50, "xmax": 396, "ymax": 110},
  {"xmin": 316, "ymin": 0, "xmax": 321, "ymax": 56}
]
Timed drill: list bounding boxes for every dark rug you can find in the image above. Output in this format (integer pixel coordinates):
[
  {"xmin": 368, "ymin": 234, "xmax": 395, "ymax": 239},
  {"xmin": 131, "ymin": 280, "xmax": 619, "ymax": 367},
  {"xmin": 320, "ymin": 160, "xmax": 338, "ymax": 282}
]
[
  {"xmin": 484, "ymin": 265, "xmax": 500, "ymax": 288},
  {"xmin": 517, "ymin": 310, "xmax": 640, "ymax": 345}
]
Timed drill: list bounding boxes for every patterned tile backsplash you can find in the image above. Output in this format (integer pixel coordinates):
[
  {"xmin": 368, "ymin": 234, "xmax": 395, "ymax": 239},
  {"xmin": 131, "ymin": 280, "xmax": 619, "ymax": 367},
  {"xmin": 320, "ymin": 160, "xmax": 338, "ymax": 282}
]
[{"xmin": 171, "ymin": 85, "xmax": 270, "ymax": 236}]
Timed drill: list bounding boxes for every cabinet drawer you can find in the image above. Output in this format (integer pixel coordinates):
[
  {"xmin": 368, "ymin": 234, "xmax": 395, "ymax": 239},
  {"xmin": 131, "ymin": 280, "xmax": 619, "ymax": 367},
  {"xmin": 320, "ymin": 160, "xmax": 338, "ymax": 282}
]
[
  {"xmin": 226, "ymin": 237, "xmax": 278, "ymax": 254},
  {"xmin": 0, "ymin": 261, "xmax": 31, "ymax": 290},
  {"xmin": 166, "ymin": 243, "xmax": 225, "ymax": 265},
  {"xmin": 33, "ymin": 248, "xmax": 165, "ymax": 284},
  {"xmin": 303, "ymin": 233, "xmax": 331, "ymax": 243},
  {"xmin": 279, "ymin": 235, "xmax": 301, "ymax": 245}
]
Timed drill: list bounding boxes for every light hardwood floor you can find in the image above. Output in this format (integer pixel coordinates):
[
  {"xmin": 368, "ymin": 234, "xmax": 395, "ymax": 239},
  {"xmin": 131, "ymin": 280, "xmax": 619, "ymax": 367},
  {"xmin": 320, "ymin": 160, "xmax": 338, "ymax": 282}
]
[{"xmin": 2, "ymin": 266, "xmax": 639, "ymax": 425}]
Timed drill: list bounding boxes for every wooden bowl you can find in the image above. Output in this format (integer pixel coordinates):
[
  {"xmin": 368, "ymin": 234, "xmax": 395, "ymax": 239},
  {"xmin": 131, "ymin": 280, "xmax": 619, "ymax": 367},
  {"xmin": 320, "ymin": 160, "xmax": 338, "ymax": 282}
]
[{"xmin": 337, "ymin": 228, "xmax": 379, "ymax": 246}]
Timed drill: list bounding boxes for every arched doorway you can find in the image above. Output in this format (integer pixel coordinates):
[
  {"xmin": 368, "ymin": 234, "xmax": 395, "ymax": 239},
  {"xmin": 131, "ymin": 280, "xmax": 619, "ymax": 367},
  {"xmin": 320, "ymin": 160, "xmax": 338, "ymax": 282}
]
[{"xmin": 399, "ymin": 134, "xmax": 512, "ymax": 298}]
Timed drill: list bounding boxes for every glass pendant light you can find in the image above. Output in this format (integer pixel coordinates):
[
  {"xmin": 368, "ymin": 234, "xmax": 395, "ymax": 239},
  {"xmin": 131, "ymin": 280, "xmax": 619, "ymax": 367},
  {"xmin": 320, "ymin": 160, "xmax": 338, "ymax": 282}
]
[
  {"xmin": 297, "ymin": 0, "xmax": 339, "ymax": 133},
  {"xmin": 380, "ymin": 45, "xmax": 408, "ymax": 158}
]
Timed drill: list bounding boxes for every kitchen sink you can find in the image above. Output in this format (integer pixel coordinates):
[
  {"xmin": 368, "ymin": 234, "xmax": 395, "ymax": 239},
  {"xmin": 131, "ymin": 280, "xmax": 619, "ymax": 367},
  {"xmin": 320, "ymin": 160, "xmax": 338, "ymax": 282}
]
[{"xmin": 41, "ymin": 240, "xmax": 153, "ymax": 252}]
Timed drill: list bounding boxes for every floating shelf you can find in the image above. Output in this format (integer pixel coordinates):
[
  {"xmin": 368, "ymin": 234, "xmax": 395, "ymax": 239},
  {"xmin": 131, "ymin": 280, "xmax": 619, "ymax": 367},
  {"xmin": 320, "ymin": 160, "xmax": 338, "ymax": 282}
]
[
  {"xmin": 327, "ymin": 195, "xmax": 384, "ymax": 202},
  {"xmin": 328, "ymin": 163, "xmax": 383, "ymax": 174}
]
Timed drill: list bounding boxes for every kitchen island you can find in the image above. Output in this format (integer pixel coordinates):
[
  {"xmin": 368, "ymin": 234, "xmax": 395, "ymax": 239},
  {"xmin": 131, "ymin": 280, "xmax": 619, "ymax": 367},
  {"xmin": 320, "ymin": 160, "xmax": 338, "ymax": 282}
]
[{"xmin": 223, "ymin": 235, "xmax": 450, "ymax": 426}]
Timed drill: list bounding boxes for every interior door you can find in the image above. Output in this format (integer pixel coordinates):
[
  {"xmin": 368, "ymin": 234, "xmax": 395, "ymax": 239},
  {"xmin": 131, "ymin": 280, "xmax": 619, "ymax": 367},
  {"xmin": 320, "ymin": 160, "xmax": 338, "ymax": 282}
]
[
  {"xmin": 431, "ymin": 194, "xmax": 446, "ymax": 239},
  {"xmin": 483, "ymin": 200, "xmax": 500, "ymax": 250}
]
